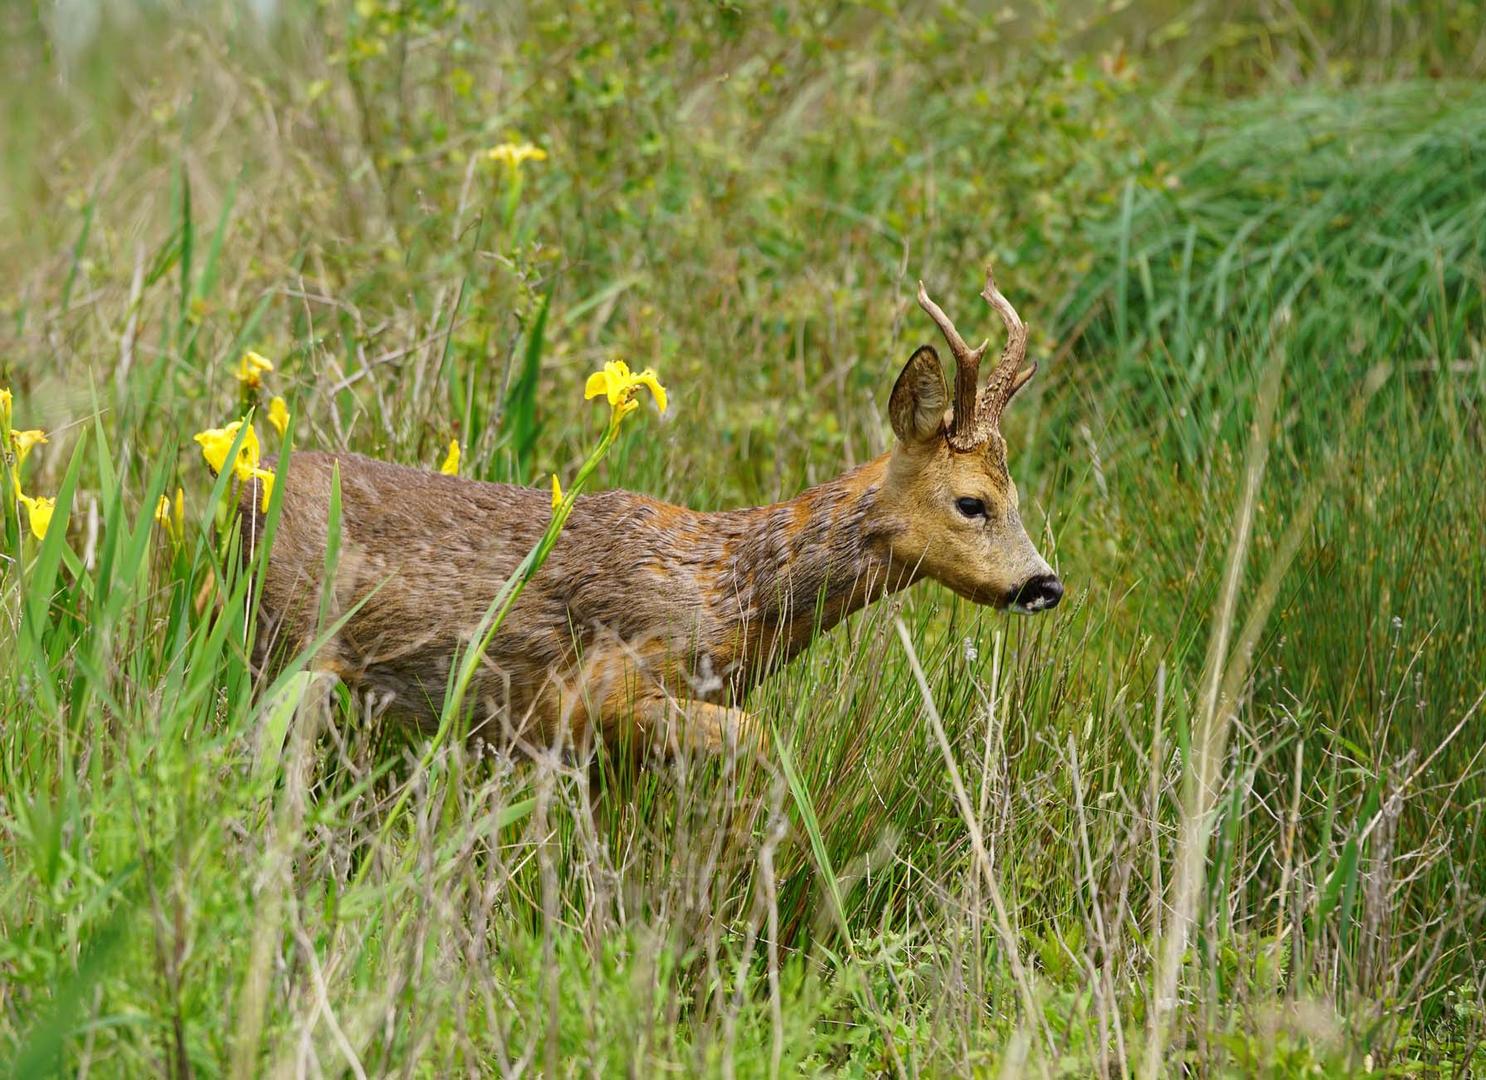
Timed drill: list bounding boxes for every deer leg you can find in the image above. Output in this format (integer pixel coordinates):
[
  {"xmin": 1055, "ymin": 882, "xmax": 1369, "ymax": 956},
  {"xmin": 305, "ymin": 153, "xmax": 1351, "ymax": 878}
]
[{"xmin": 611, "ymin": 693, "xmax": 761, "ymax": 761}]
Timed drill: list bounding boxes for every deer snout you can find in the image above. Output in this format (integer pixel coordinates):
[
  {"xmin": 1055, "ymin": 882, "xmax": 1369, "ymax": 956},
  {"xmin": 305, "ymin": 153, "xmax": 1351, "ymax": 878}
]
[{"xmin": 1010, "ymin": 573, "xmax": 1063, "ymax": 614}]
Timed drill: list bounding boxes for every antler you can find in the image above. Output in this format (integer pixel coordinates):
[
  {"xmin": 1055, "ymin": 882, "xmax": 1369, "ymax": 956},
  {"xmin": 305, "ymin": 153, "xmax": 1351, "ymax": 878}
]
[
  {"xmin": 976, "ymin": 269, "xmax": 1036, "ymax": 433},
  {"xmin": 916, "ymin": 280, "xmax": 988, "ymax": 450},
  {"xmin": 916, "ymin": 268, "xmax": 1036, "ymax": 451}
]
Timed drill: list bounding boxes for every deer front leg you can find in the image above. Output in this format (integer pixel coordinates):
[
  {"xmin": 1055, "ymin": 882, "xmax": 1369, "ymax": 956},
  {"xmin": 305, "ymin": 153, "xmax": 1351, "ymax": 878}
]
[{"xmin": 605, "ymin": 691, "xmax": 760, "ymax": 760}]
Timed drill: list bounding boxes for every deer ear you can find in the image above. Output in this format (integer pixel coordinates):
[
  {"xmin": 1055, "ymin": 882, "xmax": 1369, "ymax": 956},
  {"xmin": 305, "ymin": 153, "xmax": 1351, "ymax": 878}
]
[{"xmin": 889, "ymin": 346, "xmax": 948, "ymax": 445}]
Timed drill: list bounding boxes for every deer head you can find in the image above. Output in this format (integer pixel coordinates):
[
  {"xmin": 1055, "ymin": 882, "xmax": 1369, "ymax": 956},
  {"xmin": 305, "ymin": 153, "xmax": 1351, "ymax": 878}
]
[{"xmin": 876, "ymin": 269, "xmax": 1063, "ymax": 614}]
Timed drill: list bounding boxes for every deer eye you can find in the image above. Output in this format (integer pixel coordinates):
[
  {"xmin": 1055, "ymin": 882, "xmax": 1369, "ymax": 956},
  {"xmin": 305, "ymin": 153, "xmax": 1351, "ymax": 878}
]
[{"xmin": 955, "ymin": 497, "xmax": 987, "ymax": 519}]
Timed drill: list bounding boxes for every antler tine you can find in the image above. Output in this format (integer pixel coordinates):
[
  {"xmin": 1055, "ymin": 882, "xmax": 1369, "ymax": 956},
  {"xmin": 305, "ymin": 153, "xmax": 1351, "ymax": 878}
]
[
  {"xmin": 977, "ymin": 268, "xmax": 1035, "ymax": 431},
  {"xmin": 916, "ymin": 280, "xmax": 990, "ymax": 450}
]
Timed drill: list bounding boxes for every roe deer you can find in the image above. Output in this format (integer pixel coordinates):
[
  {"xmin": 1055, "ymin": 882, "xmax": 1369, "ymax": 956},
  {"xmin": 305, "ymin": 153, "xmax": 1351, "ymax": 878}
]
[{"xmin": 245, "ymin": 271, "xmax": 1062, "ymax": 756}]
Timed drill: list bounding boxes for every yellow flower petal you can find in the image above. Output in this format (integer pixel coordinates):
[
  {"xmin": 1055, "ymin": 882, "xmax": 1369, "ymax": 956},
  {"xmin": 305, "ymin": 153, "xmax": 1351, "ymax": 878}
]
[
  {"xmin": 157, "ymin": 486, "xmax": 186, "ymax": 540},
  {"xmin": 236, "ymin": 425, "xmax": 262, "ymax": 480},
  {"xmin": 251, "ymin": 467, "xmax": 276, "ymax": 511},
  {"xmin": 267, "ymin": 396, "xmax": 290, "ymax": 437},
  {"xmin": 18, "ymin": 491, "xmax": 55, "ymax": 540},
  {"xmin": 193, "ymin": 426, "xmax": 232, "ymax": 475},
  {"xmin": 439, "ymin": 439, "xmax": 461, "ymax": 476},
  {"xmin": 11, "ymin": 428, "xmax": 47, "ymax": 465},
  {"xmin": 237, "ymin": 350, "xmax": 275, "ymax": 389},
  {"xmin": 0, "ymin": 386, "xmax": 11, "ymax": 428},
  {"xmin": 550, "ymin": 474, "xmax": 563, "ymax": 511},
  {"xmin": 634, "ymin": 369, "xmax": 668, "ymax": 414},
  {"xmin": 604, "ymin": 360, "xmax": 632, "ymax": 407},
  {"xmin": 584, "ymin": 371, "xmax": 610, "ymax": 401}
]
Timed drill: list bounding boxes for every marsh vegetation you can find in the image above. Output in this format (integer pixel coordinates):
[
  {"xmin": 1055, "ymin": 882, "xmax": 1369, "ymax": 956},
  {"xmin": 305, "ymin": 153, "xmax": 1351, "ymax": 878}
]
[{"xmin": 2, "ymin": 2, "xmax": 1484, "ymax": 1074}]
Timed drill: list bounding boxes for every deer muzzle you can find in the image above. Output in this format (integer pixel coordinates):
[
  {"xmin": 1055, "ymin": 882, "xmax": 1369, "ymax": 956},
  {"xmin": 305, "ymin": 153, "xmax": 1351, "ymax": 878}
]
[{"xmin": 1009, "ymin": 572, "xmax": 1064, "ymax": 614}]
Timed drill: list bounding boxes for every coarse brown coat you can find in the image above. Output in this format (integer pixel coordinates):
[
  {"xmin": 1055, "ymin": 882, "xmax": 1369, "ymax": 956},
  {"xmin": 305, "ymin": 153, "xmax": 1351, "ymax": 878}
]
[{"xmin": 242, "ymin": 274, "xmax": 1063, "ymax": 755}]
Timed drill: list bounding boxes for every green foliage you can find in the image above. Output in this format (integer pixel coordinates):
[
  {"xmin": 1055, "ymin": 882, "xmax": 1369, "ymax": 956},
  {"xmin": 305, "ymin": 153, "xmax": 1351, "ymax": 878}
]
[{"xmin": 1, "ymin": 1, "xmax": 1483, "ymax": 1076}]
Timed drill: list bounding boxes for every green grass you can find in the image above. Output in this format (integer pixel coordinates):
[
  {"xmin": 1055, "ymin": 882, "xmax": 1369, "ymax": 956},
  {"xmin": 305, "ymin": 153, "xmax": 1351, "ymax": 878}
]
[{"xmin": 2, "ymin": 2, "xmax": 1484, "ymax": 1075}]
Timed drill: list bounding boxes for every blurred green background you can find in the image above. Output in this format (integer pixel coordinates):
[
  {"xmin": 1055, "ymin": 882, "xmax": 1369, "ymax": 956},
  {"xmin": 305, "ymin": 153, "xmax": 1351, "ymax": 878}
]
[{"xmin": 1, "ymin": 1, "xmax": 1484, "ymax": 1075}]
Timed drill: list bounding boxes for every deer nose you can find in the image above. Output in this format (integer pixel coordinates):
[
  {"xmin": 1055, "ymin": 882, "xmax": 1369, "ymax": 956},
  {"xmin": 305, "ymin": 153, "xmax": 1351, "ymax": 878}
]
[{"xmin": 1012, "ymin": 574, "xmax": 1063, "ymax": 613}]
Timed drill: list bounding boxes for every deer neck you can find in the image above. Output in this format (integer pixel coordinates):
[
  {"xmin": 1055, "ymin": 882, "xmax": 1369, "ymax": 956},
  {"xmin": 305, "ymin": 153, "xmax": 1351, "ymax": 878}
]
[{"xmin": 707, "ymin": 452, "xmax": 909, "ymax": 680}]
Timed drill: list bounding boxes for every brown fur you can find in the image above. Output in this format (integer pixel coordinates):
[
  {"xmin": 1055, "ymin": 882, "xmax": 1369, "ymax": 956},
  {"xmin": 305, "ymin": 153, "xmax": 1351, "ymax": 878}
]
[{"xmin": 243, "ymin": 295, "xmax": 1060, "ymax": 755}]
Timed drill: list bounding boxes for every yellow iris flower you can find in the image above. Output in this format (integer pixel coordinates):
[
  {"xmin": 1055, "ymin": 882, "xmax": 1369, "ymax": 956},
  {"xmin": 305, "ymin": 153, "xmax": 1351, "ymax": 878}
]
[
  {"xmin": 486, "ymin": 141, "xmax": 548, "ymax": 169},
  {"xmin": 193, "ymin": 419, "xmax": 276, "ymax": 510},
  {"xmin": 267, "ymin": 396, "xmax": 291, "ymax": 437},
  {"xmin": 0, "ymin": 386, "xmax": 11, "ymax": 430},
  {"xmin": 11, "ymin": 428, "xmax": 47, "ymax": 465},
  {"xmin": 440, "ymin": 439, "xmax": 461, "ymax": 476},
  {"xmin": 236, "ymin": 350, "xmax": 275, "ymax": 390},
  {"xmin": 17, "ymin": 491, "xmax": 55, "ymax": 540},
  {"xmin": 195, "ymin": 420, "xmax": 261, "ymax": 480},
  {"xmin": 550, "ymin": 474, "xmax": 563, "ymax": 510},
  {"xmin": 584, "ymin": 360, "xmax": 668, "ymax": 422}
]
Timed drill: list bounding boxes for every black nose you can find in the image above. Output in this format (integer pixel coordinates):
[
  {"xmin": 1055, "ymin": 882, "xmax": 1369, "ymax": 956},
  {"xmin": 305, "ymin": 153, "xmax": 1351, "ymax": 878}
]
[{"xmin": 1012, "ymin": 574, "xmax": 1064, "ymax": 612}]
